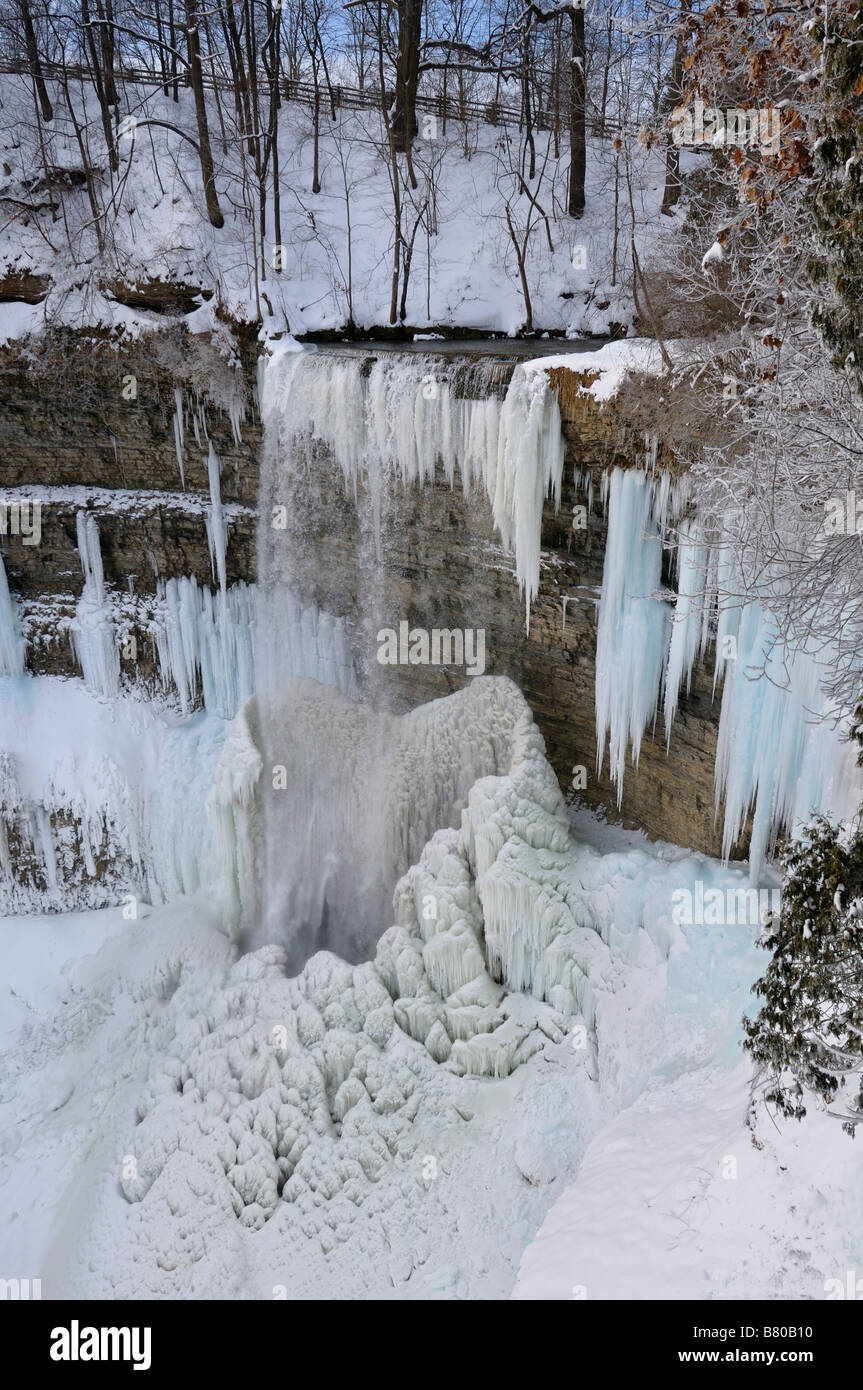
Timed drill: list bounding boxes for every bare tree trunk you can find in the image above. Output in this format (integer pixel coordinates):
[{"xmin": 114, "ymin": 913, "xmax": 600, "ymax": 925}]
[
  {"xmin": 392, "ymin": 0, "xmax": 422, "ymax": 154},
  {"xmin": 552, "ymin": 16, "xmax": 561, "ymax": 159},
  {"xmin": 81, "ymin": 0, "xmax": 118, "ymax": 173},
  {"xmin": 505, "ymin": 204, "xmax": 532, "ymax": 332},
  {"xmin": 20, "ymin": 0, "xmax": 53, "ymax": 122},
  {"xmin": 611, "ymin": 150, "xmax": 620, "ymax": 285},
  {"xmin": 265, "ymin": 0, "xmax": 282, "ymax": 253},
  {"xmin": 183, "ymin": 0, "xmax": 224, "ymax": 227},
  {"xmin": 568, "ymin": 6, "xmax": 586, "ymax": 216},
  {"xmin": 96, "ymin": 0, "xmax": 118, "ymax": 109},
  {"xmin": 375, "ymin": 7, "xmax": 403, "ymax": 324},
  {"xmin": 521, "ymin": 38, "xmax": 535, "ymax": 180},
  {"xmin": 168, "ymin": 0, "xmax": 179, "ymax": 101},
  {"xmin": 660, "ymin": 0, "xmax": 690, "ymax": 215},
  {"xmin": 206, "ymin": 13, "xmax": 230, "ymax": 155},
  {"xmin": 599, "ymin": 9, "xmax": 613, "ymax": 138},
  {"xmin": 312, "ymin": 84, "xmax": 321, "ymax": 193},
  {"xmin": 154, "ymin": 0, "xmax": 170, "ymax": 91}
]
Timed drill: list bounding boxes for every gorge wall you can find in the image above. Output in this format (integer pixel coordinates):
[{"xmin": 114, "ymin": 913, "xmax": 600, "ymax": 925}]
[{"xmin": 0, "ymin": 327, "xmax": 729, "ymax": 867}]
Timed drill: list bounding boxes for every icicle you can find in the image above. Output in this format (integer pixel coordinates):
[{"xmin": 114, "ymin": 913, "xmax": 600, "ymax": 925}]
[
  {"xmin": 490, "ymin": 365, "xmax": 565, "ymax": 630},
  {"xmin": 0, "ymin": 551, "xmax": 25, "ymax": 677},
  {"xmin": 35, "ymin": 803, "xmax": 58, "ymax": 890},
  {"xmin": 663, "ymin": 517, "xmax": 708, "ymax": 742},
  {"xmin": 228, "ymin": 395, "xmax": 245, "ymax": 446},
  {"xmin": 714, "ymin": 601, "xmax": 861, "ymax": 878},
  {"xmin": 154, "ymin": 576, "xmax": 256, "ymax": 720},
  {"xmin": 594, "ymin": 470, "xmax": 670, "ymax": 801},
  {"xmin": 207, "ymin": 444, "xmax": 227, "ymax": 599},
  {"xmin": 594, "ymin": 468, "xmax": 862, "ymax": 876},
  {"xmin": 173, "ymin": 387, "xmax": 185, "ymax": 489}
]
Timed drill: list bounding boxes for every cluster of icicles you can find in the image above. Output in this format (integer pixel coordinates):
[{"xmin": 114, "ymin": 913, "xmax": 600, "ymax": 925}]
[
  {"xmin": 261, "ymin": 350, "xmax": 565, "ymax": 627},
  {"xmin": 594, "ymin": 466, "xmax": 862, "ymax": 875}
]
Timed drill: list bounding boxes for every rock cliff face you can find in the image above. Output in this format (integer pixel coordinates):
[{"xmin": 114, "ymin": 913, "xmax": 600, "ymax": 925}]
[
  {"xmin": 0, "ymin": 328, "xmax": 731, "ymax": 861},
  {"xmin": 0, "ymin": 328, "xmax": 259, "ymax": 681}
]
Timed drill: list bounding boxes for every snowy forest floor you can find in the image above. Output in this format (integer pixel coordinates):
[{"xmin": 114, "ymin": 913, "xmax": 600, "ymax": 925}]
[
  {"xmin": 1, "ymin": 801, "xmax": 858, "ymax": 1301},
  {"xmin": 0, "ymin": 73, "xmax": 688, "ymax": 342}
]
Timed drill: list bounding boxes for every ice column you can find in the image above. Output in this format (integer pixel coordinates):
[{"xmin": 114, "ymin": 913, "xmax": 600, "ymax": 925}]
[
  {"xmin": 155, "ymin": 576, "xmax": 257, "ymax": 720},
  {"xmin": 0, "ymin": 552, "xmax": 25, "ymax": 677},
  {"xmin": 72, "ymin": 511, "xmax": 120, "ymax": 696},
  {"xmin": 594, "ymin": 469, "xmax": 670, "ymax": 800}
]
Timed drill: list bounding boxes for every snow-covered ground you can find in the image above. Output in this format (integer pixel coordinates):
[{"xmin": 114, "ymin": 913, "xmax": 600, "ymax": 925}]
[
  {"xmin": 0, "ymin": 74, "xmax": 686, "ymax": 342},
  {"xmin": 1, "ymin": 668, "xmax": 858, "ymax": 1301}
]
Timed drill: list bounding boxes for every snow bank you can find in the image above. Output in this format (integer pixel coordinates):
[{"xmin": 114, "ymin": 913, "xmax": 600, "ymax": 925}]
[
  {"xmin": 2, "ymin": 793, "xmax": 802, "ymax": 1300},
  {"xmin": 0, "ymin": 77, "xmax": 659, "ymax": 337},
  {"xmin": 523, "ymin": 338, "xmax": 669, "ymax": 402},
  {"xmin": 513, "ymin": 1056, "xmax": 863, "ymax": 1301}
]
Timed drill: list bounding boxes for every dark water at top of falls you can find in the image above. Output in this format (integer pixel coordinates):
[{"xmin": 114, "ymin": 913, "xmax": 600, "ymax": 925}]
[{"xmin": 308, "ymin": 335, "xmax": 610, "ymax": 357}]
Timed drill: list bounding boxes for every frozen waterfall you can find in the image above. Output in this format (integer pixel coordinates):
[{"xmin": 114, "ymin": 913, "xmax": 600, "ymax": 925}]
[{"xmin": 261, "ymin": 349, "xmax": 565, "ymax": 627}]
